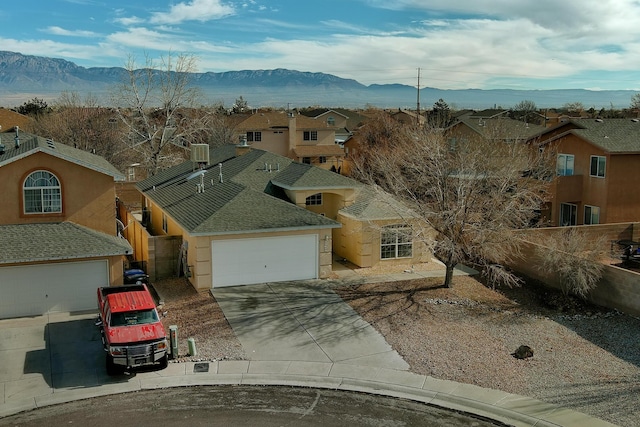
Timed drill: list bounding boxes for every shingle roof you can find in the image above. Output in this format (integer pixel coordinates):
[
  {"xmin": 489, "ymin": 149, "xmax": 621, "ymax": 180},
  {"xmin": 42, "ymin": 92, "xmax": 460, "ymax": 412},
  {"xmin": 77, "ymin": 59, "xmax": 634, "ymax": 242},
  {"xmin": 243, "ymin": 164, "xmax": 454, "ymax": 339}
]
[
  {"xmin": 235, "ymin": 111, "xmax": 333, "ymax": 131},
  {"xmin": 0, "ymin": 131, "xmax": 124, "ymax": 180},
  {"xmin": 137, "ymin": 146, "xmax": 343, "ymax": 235},
  {"xmin": 451, "ymin": 117, "xmax": 545, "ymax": 140},
  {"xmin": 569, "ymin": 119, "xmax": 640, "ymax": 153},
  {"xmin": 340, "ymin": 187, "xmax": 415, "ymax": 221},
  {"xmin": 0, "ymin": 222, "xmax": 132, "ymax": 264}
]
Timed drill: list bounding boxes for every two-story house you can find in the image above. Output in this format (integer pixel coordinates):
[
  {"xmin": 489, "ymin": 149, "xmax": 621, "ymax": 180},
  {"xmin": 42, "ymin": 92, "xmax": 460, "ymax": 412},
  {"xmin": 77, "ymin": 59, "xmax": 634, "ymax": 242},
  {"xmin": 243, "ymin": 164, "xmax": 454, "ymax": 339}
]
[
  {"xmin": 531, "ymin": 119, "xmax": 640, "ymax": 226},
  {"xmin": 235, "ymin": 110, "xmax": 345, "ymax": 170},
  {"xmin": 0, "ymin": 129, "xmax": 132, "ymax": 318},
  {"xmin": 131, "ymin": 143, "xmax": 430, "ymax": 291}
]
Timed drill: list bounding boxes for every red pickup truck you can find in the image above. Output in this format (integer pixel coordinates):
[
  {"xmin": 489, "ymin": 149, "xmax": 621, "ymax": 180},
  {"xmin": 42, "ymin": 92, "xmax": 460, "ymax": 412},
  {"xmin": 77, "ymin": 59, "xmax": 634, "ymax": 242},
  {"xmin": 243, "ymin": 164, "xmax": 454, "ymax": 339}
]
[{"xmin": 97, "ymin": 284, "xmax": 168, "ymax": 375}]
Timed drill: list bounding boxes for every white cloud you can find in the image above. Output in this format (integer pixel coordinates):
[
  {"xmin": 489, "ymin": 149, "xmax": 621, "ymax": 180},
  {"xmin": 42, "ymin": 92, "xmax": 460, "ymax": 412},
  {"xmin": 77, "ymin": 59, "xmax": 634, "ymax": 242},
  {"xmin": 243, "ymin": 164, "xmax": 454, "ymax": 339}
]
[
  {"xmin": 114, "ymin": 16, "xmax": 145, "ymax": 26},
  {"xmin": 149, "ymin": 0, "xmax": 235, "ymax": 25},
  {"xmin": 105, "ymin": 27, "xmax": 234, "ymax": 54},
  {"xmin": 42, "ymin": 26, "xmax": 97, "ymax": 37}
]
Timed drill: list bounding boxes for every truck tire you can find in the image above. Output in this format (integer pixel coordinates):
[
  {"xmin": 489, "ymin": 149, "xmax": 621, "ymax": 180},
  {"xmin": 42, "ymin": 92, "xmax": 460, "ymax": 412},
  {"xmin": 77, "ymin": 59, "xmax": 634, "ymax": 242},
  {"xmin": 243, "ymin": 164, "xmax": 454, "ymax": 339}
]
[
  {"xmin": 158, "ymin": 354, "xmax": 168, "ymax": 370},
  {"xmin": 106, "ymin": 355, "xmax": 121, "ymax": 376}
]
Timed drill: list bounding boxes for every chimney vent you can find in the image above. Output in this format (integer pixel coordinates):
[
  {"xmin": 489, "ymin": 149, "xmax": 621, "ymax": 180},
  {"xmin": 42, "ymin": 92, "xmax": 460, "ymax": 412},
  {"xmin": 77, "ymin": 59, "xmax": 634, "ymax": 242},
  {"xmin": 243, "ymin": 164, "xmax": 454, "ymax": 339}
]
[{"xmin": 14, "ymin": 126, "xmax": 20, "ymax": 148}]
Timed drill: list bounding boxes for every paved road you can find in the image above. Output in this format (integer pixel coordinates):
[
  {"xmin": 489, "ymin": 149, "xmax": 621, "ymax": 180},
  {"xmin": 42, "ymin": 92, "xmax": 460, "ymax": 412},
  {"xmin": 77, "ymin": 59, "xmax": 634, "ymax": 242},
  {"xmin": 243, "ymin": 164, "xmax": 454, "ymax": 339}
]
[
  {"xmin": 212, "ymin": 282, "xmax": 409, "ymax": 369},
  {"xmin": 0, "ymin": 386, "xmax": 509, "ymax": 427}
]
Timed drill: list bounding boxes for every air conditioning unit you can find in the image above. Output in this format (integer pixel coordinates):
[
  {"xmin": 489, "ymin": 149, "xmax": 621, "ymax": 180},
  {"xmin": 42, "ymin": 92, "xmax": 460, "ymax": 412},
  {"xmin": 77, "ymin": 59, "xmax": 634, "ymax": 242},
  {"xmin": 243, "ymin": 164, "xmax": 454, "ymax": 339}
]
[{"xmin": 190, "ymin": 144, "xmax": 210, "ymax": 165}]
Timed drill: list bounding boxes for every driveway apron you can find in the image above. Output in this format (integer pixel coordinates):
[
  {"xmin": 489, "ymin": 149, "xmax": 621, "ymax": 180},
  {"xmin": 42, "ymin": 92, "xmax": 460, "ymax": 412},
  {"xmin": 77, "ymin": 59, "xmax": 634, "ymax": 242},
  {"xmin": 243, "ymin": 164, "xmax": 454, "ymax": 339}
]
[{"xmin": 212, "ymin": 282, "xmax": 409, "ymax": 370}]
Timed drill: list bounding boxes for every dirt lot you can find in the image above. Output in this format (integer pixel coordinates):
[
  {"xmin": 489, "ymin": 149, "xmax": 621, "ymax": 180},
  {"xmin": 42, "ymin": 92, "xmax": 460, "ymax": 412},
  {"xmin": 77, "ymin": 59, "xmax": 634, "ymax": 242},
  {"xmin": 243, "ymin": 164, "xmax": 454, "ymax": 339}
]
[{"xmin": 153, "ymin": 274, "xmax": 640, "ymax": 427}]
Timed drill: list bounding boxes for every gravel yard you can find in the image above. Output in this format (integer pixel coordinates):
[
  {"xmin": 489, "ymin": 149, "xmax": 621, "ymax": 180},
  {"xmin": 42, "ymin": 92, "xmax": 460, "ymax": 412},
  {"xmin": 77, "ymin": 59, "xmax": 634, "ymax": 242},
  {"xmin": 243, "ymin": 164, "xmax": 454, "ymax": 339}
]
[{"xmin": 152, "ymin": 271, "xmax": 640, "ymax": 427}]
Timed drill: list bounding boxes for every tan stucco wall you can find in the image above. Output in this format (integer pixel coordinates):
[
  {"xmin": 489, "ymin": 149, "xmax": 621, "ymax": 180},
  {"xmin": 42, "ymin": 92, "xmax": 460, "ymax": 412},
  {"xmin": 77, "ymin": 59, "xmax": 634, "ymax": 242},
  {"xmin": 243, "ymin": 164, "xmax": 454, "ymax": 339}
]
[
  {"xmin": 334, "ymin": 214, "xmax": 431, "ymax": 268},
  {"xmin": 509, "ymin": 224, "xmax": 640, "ymax": 316},
  {"xmin": 286, "ymin": 189, "xmax": 355, "ymax": 220},
  {"xmin": 0, "ymin": 151, "xmax": 117, "ymax": 235}
]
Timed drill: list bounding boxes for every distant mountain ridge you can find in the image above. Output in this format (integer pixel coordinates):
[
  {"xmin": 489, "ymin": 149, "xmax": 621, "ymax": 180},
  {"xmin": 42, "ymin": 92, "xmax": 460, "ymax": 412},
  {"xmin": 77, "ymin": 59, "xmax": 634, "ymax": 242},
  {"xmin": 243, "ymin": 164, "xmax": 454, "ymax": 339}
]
[{"xmin": 0, "ymin": 51, "xmax": 636, "ymax": 109}]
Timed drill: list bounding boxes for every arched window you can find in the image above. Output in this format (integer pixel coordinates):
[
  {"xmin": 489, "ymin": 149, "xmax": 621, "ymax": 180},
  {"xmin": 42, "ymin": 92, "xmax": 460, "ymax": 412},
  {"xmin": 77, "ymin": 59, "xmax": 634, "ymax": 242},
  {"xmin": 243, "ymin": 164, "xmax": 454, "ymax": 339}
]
[{"xmin": 23, "ymin": 170, "xmax": 62, "ymax": 213}]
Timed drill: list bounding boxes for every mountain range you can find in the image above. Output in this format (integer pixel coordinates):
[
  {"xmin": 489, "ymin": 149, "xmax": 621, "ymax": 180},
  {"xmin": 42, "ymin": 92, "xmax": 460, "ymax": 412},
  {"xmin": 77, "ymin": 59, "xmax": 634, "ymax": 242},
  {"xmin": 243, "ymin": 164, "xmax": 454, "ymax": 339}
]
[{"xmin": 0, "ymin": 51, "xmax": 636, "ymax": 110}]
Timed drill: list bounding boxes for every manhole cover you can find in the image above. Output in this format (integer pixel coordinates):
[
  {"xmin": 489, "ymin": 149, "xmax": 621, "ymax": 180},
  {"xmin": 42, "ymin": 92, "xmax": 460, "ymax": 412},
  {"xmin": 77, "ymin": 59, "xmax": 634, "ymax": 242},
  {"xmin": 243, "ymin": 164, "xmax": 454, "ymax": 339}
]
[{"xmin": 194, "ymin": 362, "xmax": 210, "ymax": 373}]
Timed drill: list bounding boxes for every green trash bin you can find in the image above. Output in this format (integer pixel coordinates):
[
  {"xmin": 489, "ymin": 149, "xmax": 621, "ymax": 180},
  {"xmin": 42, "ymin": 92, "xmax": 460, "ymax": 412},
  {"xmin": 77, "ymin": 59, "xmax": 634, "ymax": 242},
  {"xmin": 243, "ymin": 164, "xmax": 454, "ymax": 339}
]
[{"xmin": 187, "ymin": 337, "xmax": 197, "ymax": 357}]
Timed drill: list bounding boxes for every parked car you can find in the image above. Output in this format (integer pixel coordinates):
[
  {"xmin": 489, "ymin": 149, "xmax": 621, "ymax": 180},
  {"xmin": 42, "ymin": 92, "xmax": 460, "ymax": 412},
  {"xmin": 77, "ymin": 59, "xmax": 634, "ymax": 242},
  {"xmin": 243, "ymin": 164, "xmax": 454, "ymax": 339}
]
[{"xmin": 124, "ymin": 268, "xmax": 149, "ymax": 284}]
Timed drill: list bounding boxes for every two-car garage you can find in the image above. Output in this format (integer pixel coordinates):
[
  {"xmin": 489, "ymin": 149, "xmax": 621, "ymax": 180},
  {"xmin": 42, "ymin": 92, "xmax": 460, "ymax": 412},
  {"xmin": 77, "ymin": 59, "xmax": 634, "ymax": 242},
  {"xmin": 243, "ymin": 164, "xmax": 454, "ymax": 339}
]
[
  {"xmin": 211, "ymin": 235, "xmax": 319, "ymax": 288},
  {"xmin": 0, "ymin": 260, "xmax": 109, "ymax": 319}
]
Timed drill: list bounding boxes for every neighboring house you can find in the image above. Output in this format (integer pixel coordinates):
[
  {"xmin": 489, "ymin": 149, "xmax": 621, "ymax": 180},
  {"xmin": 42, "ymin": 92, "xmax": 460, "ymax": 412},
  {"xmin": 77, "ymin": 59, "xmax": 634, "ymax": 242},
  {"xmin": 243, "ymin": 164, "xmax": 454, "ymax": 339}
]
[
  {"xmin": 390, "ymin": 108, "xmax": 425, "ymax": 126},
  {"xmin": 0, "ymin": 129, "xmax": 132, "ymax": 319},
  {"xmin": 300, "ymin": 108, "xmax": 371, "ymax": 144},
  {"xmin": 445, "ymin": 116, "xmax": 545, "ymax": 147},
  {"xmin": 132, "ymin": 144, "xmax": 430, "ymax": 291},
  {"xmin": 235, "ymin": 110, "xmax": 345, "ymax": 170},
  {"xmin": 530, "ymin": 118, "xmax": 640, "ymax": 226}
]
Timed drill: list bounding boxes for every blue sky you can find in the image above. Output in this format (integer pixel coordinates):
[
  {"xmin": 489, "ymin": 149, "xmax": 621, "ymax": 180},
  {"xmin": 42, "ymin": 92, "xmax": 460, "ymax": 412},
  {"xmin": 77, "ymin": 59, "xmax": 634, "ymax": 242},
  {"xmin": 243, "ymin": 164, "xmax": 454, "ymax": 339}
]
[{"xmin": 1, "ymin": 0, "xmax": 640, "ymax": 91}]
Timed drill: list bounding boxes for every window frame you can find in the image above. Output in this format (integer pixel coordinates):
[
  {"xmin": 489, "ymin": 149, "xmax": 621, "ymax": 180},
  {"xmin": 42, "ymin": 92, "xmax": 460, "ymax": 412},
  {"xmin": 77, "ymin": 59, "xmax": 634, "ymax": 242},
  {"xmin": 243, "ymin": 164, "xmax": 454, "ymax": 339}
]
[
  {"xmin": 246, "ymin": 131, "xmax": 262, "ymax": 142},
  {"xmin": 305, "ymin": 193, "xmax": 322, "ymax": 206},
  {"xmin": 162, "ymin": 213, "xmax": 168, "ymax": 233},
  {"xmin": 23, "ymin": 170, "xmax": 62, "ymax": 214},
  {"xmin": 560, "ymin": 203, "xmax": 577, "ymax": 226},
  {"xmin": 557, "ymin": 154, "xmax": 575, "ymax": 176},
  {"xmin": 303, "ymin": 131, "xmax": 318, "ymax": 141},
  {"xmin": 380, "ymin": 225, "xmax": 413, "ymax": 260},
  {"xmin": 589, "ymin": 155, "xmax": 606, "ymax": 178},
  {"xmin": 584, "ymin": 205, "xmax": 600, "ymax": 225}
]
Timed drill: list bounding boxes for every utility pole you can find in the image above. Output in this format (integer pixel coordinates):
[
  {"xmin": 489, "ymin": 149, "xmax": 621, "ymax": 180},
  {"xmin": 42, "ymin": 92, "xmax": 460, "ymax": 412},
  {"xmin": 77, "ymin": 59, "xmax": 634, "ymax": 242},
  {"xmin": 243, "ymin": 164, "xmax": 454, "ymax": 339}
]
[{"xmin": 416, "ymin": 68, "xmax": 421, "ymax": 127}]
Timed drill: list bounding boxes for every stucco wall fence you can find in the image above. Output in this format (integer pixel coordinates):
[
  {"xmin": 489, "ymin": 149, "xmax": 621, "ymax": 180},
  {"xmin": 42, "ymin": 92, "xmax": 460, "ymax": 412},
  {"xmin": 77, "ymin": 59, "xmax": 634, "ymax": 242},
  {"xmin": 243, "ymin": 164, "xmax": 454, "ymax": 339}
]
[{"xmin": 510, "ymin": 223, "xmax": 640, "ymax": 317}]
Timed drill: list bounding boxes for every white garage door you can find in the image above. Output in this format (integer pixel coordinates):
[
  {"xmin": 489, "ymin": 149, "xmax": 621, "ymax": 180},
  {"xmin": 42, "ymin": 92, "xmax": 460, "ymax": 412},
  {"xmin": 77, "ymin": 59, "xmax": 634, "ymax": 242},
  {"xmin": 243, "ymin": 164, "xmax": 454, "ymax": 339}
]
[
  {"xmin": 0, "ymin": 260, "xmax": 109, "ymax": 319},
  {"xmin": 211, "ymin": 235, "xmax": 318, "ymax": 287}
]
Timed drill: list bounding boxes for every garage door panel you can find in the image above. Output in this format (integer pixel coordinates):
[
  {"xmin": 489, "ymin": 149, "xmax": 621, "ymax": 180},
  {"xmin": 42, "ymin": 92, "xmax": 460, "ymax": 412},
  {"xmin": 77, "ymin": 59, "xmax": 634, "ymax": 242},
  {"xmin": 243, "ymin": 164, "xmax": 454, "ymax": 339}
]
[
  {"xmin": 212, "ymin": 235, "xmax": 318, "ymax": 288},
  {"xmin": 0, "ymin": 261, "xmax": 108, "ymax": 319}
]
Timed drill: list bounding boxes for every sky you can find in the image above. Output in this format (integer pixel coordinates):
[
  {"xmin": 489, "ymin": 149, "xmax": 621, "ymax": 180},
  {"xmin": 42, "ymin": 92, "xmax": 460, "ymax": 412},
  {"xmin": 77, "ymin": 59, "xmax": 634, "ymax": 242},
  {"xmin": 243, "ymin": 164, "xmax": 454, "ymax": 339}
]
[{"xmin": 1, "ymin": 0, "xmax": 640, "ymax": 91}]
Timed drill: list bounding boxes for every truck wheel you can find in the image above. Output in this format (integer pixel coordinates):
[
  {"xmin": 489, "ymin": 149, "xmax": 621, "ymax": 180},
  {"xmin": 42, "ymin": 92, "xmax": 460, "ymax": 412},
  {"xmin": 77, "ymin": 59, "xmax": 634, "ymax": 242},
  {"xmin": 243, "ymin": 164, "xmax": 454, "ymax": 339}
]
[
  {"xmin": 158, "ymin": 354, "xmax": 168, "ymax": 370},
  {"xmin": 106, "ymin": 355, "xmax": 120, "ymax": 376}
]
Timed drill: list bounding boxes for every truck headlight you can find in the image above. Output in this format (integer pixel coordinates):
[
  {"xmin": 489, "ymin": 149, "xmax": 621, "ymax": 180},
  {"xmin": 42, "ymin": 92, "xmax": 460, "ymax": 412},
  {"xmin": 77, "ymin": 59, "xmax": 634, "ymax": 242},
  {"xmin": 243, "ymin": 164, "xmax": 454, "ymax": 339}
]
[
  {"xmin": 155, "ymin": 340, "xmax": 167, "ymax": 351},
  {"xmin": 109, "ymin": 346, "xmax": 125, "ymax": 356}
]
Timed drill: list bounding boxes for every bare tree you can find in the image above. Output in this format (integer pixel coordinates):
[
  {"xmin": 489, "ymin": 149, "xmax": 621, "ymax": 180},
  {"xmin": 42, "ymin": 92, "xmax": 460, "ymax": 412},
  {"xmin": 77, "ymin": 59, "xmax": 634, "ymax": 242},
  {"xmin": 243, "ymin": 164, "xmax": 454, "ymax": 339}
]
[
  {"xmin": 630, "ymin": 93, "xmax": 640, "ymax": 111},
  {"xmin": 352, "ymin": 125, "xmax": 553, "ymax": 288},
  {"xmin": 111, "ymin": 52, "xmax": 210, "ymax": 176},
  {"xmin": 33, "ymin": 91, "xmax": 128, "ymax": 170},
  {"xmin": 535, "ymin": 228, "xmax": 606, "ymax": 298}
]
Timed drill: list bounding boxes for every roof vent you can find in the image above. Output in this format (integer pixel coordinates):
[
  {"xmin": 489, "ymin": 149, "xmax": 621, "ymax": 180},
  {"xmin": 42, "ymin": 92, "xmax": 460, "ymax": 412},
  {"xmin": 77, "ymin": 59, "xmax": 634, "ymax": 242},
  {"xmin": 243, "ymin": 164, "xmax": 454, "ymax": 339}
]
[
  {"xmin": 595, "ymin": 119, "xmax": 604, "ymax": 123},
  {"xmin": 14, "ymin": 126, "xmax": 20, "ymax": 148},
  {"xmin": 190, "ymin": 144, "xmax": 210, "ymax": 165},
  {"xmin": 631, "ymin": 119, "xmax": 639, "ymax": 123}
]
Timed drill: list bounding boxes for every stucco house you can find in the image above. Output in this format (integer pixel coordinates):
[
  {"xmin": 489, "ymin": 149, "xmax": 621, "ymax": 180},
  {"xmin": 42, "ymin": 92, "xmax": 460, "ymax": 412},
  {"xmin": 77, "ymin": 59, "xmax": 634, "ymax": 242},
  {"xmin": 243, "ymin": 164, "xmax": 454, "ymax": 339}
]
[
  {"xmin": 133, "ymin": 143, "xmax": 430, "ymax": 291},
  {"xmin": 0, "ymin": 129, "xmax": 132, "ymax": 319},
  {"xmin": 235, "ymin": 110, "xmax": 345, "ymax": 171},
  {"xmin": 529, "ymin": 118, "xmax": 640, "ymax": 226}
]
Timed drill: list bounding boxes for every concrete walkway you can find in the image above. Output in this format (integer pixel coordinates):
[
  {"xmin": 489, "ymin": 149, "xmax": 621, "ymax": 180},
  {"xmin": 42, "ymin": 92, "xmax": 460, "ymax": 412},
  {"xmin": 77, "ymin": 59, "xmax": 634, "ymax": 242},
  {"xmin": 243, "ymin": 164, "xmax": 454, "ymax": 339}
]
[{"xmin": 0, "ymin": 263, "xmax": 620, "ymax": 427}]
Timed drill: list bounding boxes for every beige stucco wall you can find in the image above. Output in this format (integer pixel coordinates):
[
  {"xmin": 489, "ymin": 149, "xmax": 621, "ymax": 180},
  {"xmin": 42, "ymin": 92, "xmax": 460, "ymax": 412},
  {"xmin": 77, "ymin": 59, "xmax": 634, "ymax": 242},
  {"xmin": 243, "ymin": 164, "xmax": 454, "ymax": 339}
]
[
  {"xmin": 334, "ymin": 214, "xmax": 431, "ymax": 268},
  {"xmin": 0, "ymin": 151, "xmax": 117, "ymax": 235},
  {"xmin": 509, "ymin": 224, "xmax": 640, "ymax": 316}
]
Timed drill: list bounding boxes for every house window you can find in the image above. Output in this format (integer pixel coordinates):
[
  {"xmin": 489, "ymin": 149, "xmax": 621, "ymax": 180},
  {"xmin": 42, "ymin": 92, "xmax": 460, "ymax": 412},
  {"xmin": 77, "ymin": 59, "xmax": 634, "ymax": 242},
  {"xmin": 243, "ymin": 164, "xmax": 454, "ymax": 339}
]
[
  {"xmin": 23, "ymin": 170, "xmax": 62, "ymax": 214},
  {"xmin": 247, "ymin": 131, "xmax": 262, "ymax": 142},
  {"xmin": 584, "ymin": 205, "xmax": 600, "ymax": 225},
  {"xmin": 381, "ymin": 225, "xmax": 413, "ymax": 259},
  {"xmin": 590, "ymin": 156, "xmax": 606, "ymax": 178},
  {"xmin": 304, "ymin": 131, "xmax": 318, "ymax": 141},
  {"xmin": 557, "ymin": 154, "xmax": 574, "ymax": 176},
  {"xmin": 327, "ymin": 117, "xmax": 335, "ymax": 126},
  {"xmin": 560, "ymin": 203, "xmax": 577, "ymax": 226},
  {"xmin": 306, "ymin": 193, "xmax": 322, "ymax": 206},
  {"xmin": 302, "ymin": 157, "xmax": 311, "ymax": 164},
  {"xmin": 319, "ymin": 156, "xmax": 327, "ymax": 164},
  {"xmin": 162, "ymin": 213, "xmax": 168, "ymax": 233}
]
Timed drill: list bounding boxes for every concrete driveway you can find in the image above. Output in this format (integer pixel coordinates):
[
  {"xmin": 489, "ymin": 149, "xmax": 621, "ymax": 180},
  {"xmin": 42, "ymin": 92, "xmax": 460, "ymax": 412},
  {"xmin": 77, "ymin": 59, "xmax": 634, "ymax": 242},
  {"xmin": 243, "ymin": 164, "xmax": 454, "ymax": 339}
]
[
  {"xmin": 0, "ymin": 312, "xmax": 105, "ymax": 407},
  {"xmin": 212, "ymin": 282, "xmax": 409, "ymax": 370}
]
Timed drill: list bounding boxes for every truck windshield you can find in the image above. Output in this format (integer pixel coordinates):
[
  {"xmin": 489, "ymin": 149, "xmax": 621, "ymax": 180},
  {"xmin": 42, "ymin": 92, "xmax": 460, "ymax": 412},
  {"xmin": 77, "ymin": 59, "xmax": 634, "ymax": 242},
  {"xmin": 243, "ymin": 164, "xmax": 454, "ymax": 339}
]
[{"xmin": 110, "ymin": 309, "xmax": 159, "ymax": 327}]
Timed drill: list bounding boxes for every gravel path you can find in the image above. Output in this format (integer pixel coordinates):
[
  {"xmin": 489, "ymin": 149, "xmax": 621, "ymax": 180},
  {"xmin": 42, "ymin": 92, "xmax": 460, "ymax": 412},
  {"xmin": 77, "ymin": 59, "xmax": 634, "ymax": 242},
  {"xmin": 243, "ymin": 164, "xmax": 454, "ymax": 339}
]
[{"xmin": 152, "ymin": 274, "xmax": 640, "ymax": 427}]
